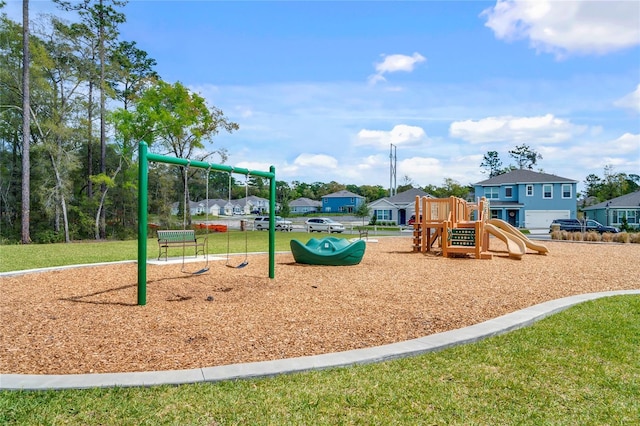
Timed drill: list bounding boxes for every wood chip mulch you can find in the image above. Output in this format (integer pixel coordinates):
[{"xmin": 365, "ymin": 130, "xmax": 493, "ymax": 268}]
[{"xmin": 1, "ymin": 237, "xmax": 638, "ymax": 375}]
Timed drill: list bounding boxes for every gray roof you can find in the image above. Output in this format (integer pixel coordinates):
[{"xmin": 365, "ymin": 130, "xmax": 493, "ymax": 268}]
[
  {"xmin": 476, "ymin": 169, "xmax": 577, "ymax": 185},
  {"xmin": 290, "ymin": 197, "xmax": 322, "ymax": 207},
  {"xmin": 583, "ymin": 190, "xmax": 640, "ymax": 210},
  {"xmin": 322, "ymin": 190, "xmax": 363, "ymax": 199},
  {"xmin": 200, "ymin": 199, "xmax": 227, "ymax": 208},
  {"xmin": 385, "ymin": 188, "xmax": 432, "ymax": 203}
]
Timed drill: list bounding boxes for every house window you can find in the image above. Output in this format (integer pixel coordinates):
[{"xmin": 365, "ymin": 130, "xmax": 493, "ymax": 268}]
[
  {"xmin": 505, "ymin": 186, "xmax": 513, "ymax": 198},
  {"xmin": 562, "ymin": 184, "xmax": 572, "ymax": 199},
  {"xmin": 490, "ymin": 209, "xmax": 499, "ymax": 219},
  {"xmin": 543, "ymin": 184, "xmax": 552, "ymax": 199},
  {"xmin": 526, "ymin": 185, "xmax": 533, "ymax": 196},
  {"xmin": 375, "ymin": 209, "xmax": 391, "ymax": 221},
  {"xmin": 485, "ymin": 187, "xmax": 499, "ymax": 199},
  {"xmin": 614, "ymin": 210, "xmax": 638, "ymax": 225},
  {"xmin": 323, "ymin": 198, "xmax": 328, "ymax": 204}
]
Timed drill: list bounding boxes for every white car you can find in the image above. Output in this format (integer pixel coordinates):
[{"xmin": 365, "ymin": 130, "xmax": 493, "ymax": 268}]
[
  {"xmin": 305, "ymin": 217, "xmax": 345, "ymax": 233},
  {"xmin": 254, "ymin": 216, "xmax": 293, "ymax": 231}
]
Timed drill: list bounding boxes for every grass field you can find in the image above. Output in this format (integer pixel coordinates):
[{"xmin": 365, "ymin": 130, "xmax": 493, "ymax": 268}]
[
  {"xmin": 0, "ymin": 231, "xmax": 310, "ymax": 273},
  {"xmin": 1, "ymin": 295, "xmax": 638, "ymax": 424}
]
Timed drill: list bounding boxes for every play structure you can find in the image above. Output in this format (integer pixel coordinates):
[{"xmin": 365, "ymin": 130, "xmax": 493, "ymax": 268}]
[
  {"xmin": 137, "ymin": 142, "xmax": 277, "ymax": 305},
  {"xmin": 411, "ymin": 196, "xmax": 548, "ymax": 260},
  {"xmin": 290, "ymin": 237, "xmax": 366, "ymax": 266}
]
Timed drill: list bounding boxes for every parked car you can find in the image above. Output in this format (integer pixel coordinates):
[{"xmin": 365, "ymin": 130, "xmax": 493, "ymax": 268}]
[
  {"xmin": 305, "ymin": 217, "xmax": 345, "ymax": 233},
  {"xmin": 408, "ymin": 215, "xmax": 422, "ymax": 225},
  {"xmin": 549, "ymin": 219, "xmax": 620, "ymax": 233},
  {"xmin": 254, "ymin": 216, "xmax": 293, "ymax": 231}
]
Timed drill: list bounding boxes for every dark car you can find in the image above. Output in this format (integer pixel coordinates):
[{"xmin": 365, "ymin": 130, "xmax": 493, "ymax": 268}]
[{"xmin": 549, "ymin": 219, "xmax": 620, "ymax": 233}]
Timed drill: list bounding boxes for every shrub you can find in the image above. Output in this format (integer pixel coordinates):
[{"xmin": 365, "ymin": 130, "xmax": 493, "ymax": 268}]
[
  {"xmin": 613, "ymin": 232, "xmax": 630, "ymax": 244},
  {"xmin": 573, "ymin": 232, "xmax": 584, "ymax": 241},
  {"xmin": 584, "ymin": 231, "xmax": 600, "ymax": 242},
  {"xmin": 601, "ymin": 232, "xmax": 615, "ymax": 243}
]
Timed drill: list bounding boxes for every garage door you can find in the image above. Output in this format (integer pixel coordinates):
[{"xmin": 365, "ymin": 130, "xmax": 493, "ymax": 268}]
[{"xmin": 525, "ymin": 210, "xmax": 570, "ymax": 229}]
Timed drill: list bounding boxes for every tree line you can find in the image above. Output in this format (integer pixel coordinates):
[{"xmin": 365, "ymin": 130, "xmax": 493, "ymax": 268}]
[{"xmin": 1, "ymin": 3, "xmax": 636, "ymax": 244}]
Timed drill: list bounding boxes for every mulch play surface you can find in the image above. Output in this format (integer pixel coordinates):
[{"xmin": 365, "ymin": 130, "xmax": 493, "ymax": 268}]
[{"xmin": 1, "ymin": 237, "xmax": 638, "ymax": 375}]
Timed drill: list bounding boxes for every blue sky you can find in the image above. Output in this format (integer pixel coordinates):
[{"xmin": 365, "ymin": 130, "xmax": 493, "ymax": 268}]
[{"xmin": 5, "ymin": 1, "xmax": 640, "ymax": 193}]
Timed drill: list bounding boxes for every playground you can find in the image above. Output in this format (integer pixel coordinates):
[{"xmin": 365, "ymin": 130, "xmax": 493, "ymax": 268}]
[{"xmin": 2, "ymin": 237, "xmax": 638, "ymax": 376}]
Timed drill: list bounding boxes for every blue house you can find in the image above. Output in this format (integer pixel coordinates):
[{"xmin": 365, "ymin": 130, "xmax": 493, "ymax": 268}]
[
  {"xmin": 321, "ymin": 190, "xmax": 365, "ymax": 213},
  {"xmin": 474, "ymin": 169, "xmax": 578, "ymax": 229},
  {"xmin": 583, "ymin": 190, "xmax": 640, "ymax": 230}
]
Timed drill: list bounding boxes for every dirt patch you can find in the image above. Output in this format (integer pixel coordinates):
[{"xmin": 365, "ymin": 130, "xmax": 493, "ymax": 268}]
[{"xmin": 1, "ymin": 237, "xmax": 638, "ymax": 375}]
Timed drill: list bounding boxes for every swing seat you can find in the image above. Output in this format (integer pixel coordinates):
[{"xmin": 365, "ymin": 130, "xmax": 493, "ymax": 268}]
[
  {"xmin": 290, "ymin": 237, "xmax": 366, "ymax": 266},
  {"xmin": 157, "ymin": 229, "xmax": 206, "ymax": 261}
]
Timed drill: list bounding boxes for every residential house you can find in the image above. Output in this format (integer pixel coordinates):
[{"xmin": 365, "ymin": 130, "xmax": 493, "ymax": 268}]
[
  {"xmin": 368, "ymin": 188, "xmax": 433, "ymax": 225},
  {"xmin": 289, "ymin": 197, "xmax": 322, "ymax": 214},
  {"xmin": 171, "ymin": 196, "xmax": 269, "ymax": 216},
  {"xmin": 321, "ymin": 190, "xmax": 365, "ymax": 213},
  {"xmin": 583, "ymin": 190, "xmax": 640, "ymax": 230},
  {"xmin": 474, "ymin": 169, "xmax": 578, "ymax": 229},
  {"xmin": 171, "ymin": 200, "xmax": 207, "ymax": 216},
  {"xmin": 237, "ymin": 195, "xmax": 270, "ymax": 214}
]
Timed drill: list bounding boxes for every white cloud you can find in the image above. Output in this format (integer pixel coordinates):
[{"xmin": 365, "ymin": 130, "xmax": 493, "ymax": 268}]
[
  {"xmin": 356, "ymin": 124, "xmax": 427, "ymax": 149},
  {"xmin": 375, "ymin": 52, "xmax": 426, "ymax": 74},
  {"xmin": 482, "ymin": 0, "xmax": 640, "ymax": 58},
  {"xmin": 614, "ymin": 85, "xmax": 640, "ymax": 113},
  {"xmin": 368, "ymin": 52, "xmax": 426, "ymax": 85},
  {"xmin": 293, "ymin": 153, "xmax": 338, "ymax": 169},
  {"xmin": 449, "ymin": 114, "xmax": 584, "ymax": 144}
]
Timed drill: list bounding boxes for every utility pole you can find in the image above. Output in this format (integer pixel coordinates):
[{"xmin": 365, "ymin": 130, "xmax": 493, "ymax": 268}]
[{"xmin": 389, "ymin": 143, "xmax": 397, "ymax": 197}]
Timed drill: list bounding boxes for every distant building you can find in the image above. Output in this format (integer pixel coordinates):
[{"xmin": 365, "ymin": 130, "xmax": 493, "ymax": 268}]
[
  {"xmin": 474, "ymin": 169, "xmax": 578, "ymax": 228},
  {"xmin": 368, "ymin": 188, "xmax": 433, "ymax": 225},
  {"xmin": 320, "ymin": 190, "xmax": 365, "ymax": 214},
  {"xmin": 289, "ymin": 197, "xmax": 322, "ymax": 214},
  {"xmin": 583, "ymin": 190, "xmax": 640, "ymax": 230}
]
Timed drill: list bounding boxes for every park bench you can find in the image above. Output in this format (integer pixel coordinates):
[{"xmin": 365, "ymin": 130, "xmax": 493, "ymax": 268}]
[
  {"xmin": 157, "ymin": 229, "xmax": 207, "ymax": 261},
  {"xmin": 356, "ymin": 226, "xmax": 369, "ymax": 240}
]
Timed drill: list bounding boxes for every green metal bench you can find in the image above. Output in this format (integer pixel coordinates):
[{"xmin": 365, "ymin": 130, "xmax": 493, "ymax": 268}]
[{"xmin": 157, "ymin": 229, "xmax": 206, "ymax": 261}]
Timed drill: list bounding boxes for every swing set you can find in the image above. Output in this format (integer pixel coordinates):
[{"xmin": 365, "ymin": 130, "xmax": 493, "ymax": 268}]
[{"xmin": 137, "ymin": 142, "xmax": 277, "ymax": 306}]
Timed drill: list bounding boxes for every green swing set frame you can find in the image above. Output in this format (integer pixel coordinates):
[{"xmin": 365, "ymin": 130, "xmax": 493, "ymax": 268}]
[{"xmin": 137, "ymin": 142, "xmax": 277, "ymax": 306}]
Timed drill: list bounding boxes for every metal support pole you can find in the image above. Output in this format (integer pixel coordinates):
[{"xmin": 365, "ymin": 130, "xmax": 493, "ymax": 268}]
[
  {"xmin": 137, "ymin": 142, "xmax": 149, "ymax": 305},
  {"xmin": 269, "ymin": 166, "xmax": 276, "ymax": 279}
]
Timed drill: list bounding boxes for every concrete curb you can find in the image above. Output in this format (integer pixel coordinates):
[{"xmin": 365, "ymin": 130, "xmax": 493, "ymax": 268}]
[{"xmin": 2, "ymin": 289, "xmax": 638, "ymax": 391}]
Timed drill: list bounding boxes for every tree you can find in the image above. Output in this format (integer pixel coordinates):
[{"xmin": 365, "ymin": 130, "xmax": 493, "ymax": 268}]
[
  {"xmin": 111, "ymin": 80, "xmax": 239, "ymax": 225},
  {"xmin": 480, "ymin": 151, "xmax": 503, "ymax": 178},
  {"xmin": 423, "ymin": 178, "xmax": 473, "ymax": 199},
  {"xmin": 354, "ymin": 201, "xmax": 371, "ymax": 226},
  {"xmin": 582, "ymin": 174, "xmax": 602, "ymax": 199},
  {"xmin": 508, "ymin": 144, "xmax": 542, "ymax": 170},
  {"xmin": 396, "ymin": 174, "xmax": 414, "ymax": 194},
  {"xmin": 21, "ymin": 0, "xmax": 31, "ymax": 244}
]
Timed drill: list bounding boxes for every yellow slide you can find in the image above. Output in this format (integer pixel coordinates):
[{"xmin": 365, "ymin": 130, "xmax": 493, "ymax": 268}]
[
  {"xmin": 487, "ymin": 219, "xmax": 549, "ymax": 254},
  {"xmin": 484, "ymin": 223, "xmax": 526, "ymax": 259}
]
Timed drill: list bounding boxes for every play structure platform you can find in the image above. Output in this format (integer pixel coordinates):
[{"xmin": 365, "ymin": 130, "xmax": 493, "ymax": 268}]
[
  {"xmin": 412, "ymin": 196, "xmax": 548, "ymax": 260},
  {"xmin": 290, "ymin": 237, "xmax": 366, "ymax": 266}
]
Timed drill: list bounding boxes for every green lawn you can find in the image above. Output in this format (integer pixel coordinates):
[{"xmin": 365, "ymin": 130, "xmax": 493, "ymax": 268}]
[
  {"xmin": 0, "ymin": 231, "xmax": 315, "ymax": 273},
  {"xmin": 1, "ymin": 295, "xmax": 638, "ymax": 425}
]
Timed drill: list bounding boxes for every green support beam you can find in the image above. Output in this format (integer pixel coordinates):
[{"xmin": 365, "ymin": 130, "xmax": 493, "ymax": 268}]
[{"xmin": 137, "ymin": 142, "xmax": 276, "ymax": 305}]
